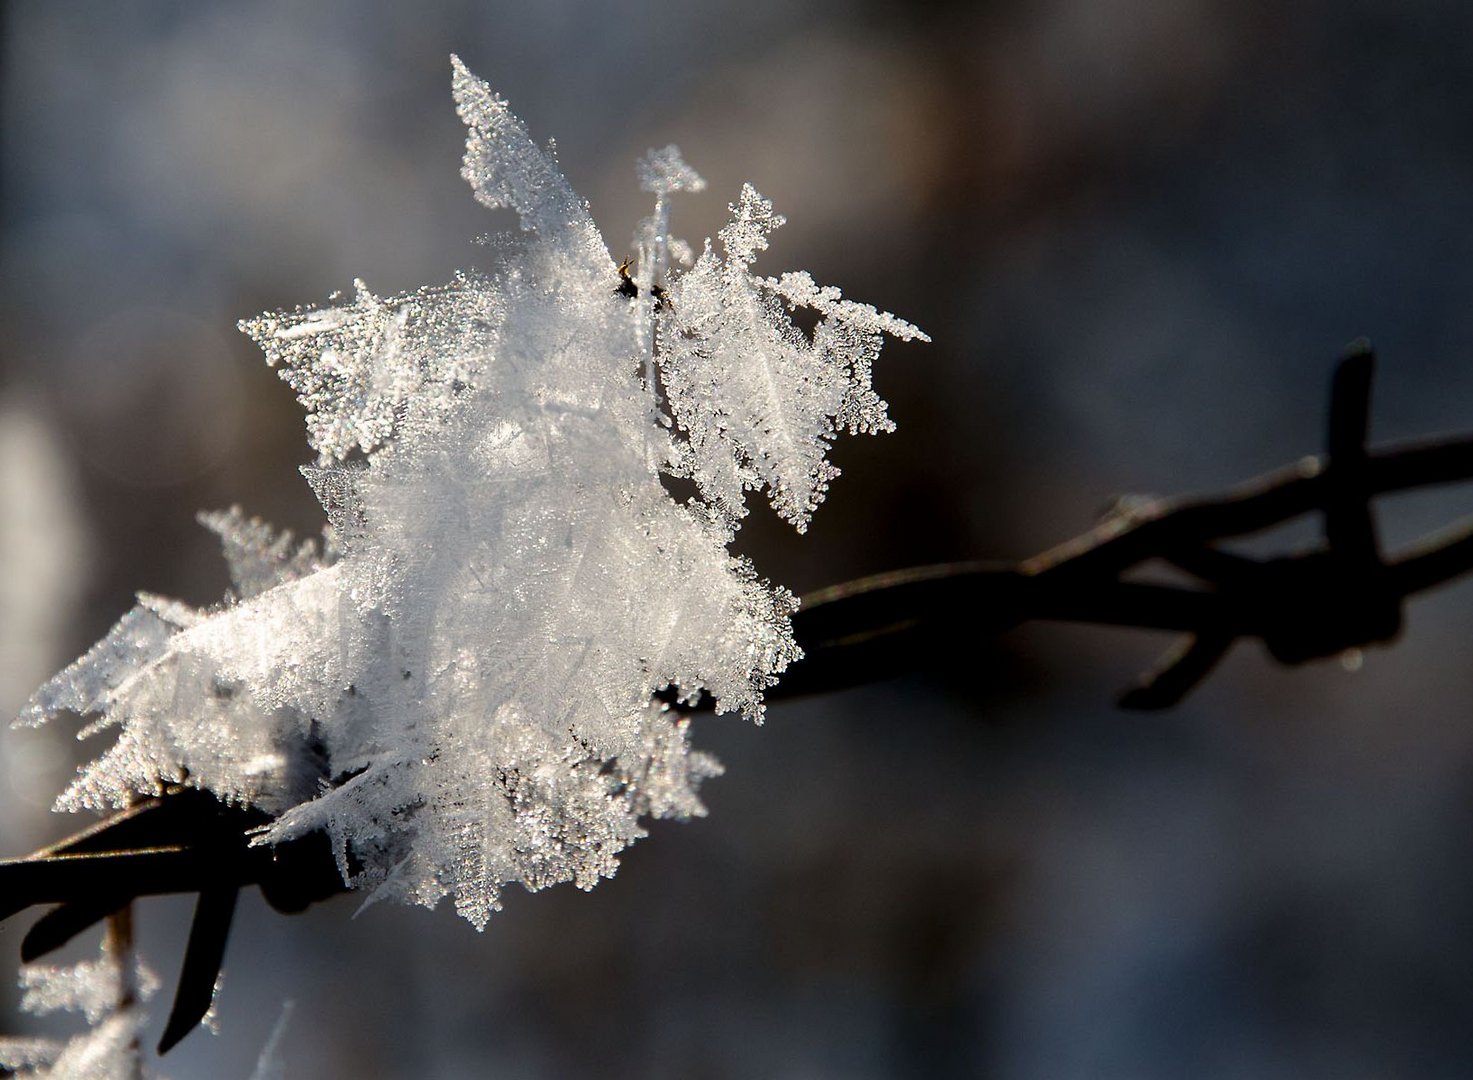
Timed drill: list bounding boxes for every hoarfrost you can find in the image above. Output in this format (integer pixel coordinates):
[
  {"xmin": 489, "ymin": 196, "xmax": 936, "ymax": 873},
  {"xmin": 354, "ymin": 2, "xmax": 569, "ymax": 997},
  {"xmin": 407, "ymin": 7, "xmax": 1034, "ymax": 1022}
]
[
  {"xmin": 19, "ymin": 57, "xmax": 921, "ymax": 927},
  {"xmin": 658, "ymin": 184, "xmax": 928, "ymax": 532},
  {"xmin": 17, "ymin": 956, "xmax": 159, "ymax": 1026},
  {"xmin": 197, "ymin": 507, "xmax": 326, "ymax": 602},
  {"xmin": 0, "ymin": 939, "xmax": 157, "ymax": 1080}
]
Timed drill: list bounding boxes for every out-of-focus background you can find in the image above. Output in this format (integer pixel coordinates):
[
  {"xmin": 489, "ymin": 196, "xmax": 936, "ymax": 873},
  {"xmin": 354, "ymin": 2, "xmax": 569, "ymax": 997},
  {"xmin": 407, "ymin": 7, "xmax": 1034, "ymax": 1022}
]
[{"xmin": 5, "ymin": 2, "xmax": 1473, "ymax": 1077}]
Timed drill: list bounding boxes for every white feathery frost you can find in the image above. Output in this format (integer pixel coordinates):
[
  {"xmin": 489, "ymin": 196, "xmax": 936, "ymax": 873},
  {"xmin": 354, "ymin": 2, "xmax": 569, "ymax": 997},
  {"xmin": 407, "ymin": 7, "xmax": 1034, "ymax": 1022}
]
[
  {"xmin": 0, "ymin": 943, "xmax": 157, "ymax": 1080},
  {"xmin": 19, "ymin": 56, "xmax": 925, "ymax": 929}
]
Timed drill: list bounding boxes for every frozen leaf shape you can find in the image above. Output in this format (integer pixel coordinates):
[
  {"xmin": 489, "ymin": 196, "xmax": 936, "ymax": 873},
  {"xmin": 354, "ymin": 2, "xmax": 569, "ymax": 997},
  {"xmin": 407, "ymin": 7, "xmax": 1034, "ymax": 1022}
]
[{"xmin": 658, "ymin": 184, "xmax": 927, "ymax": 532}]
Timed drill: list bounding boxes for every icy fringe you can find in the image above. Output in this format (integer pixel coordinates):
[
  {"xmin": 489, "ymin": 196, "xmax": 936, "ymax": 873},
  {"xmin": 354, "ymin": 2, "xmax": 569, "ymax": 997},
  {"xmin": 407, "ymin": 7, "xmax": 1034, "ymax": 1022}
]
[
  {"xmin": 0, "ymin": 938, "xmax": 158, "ymax": 1079},
  {"xmin": 0, "ymin": 944, "xmax": 295, "ymax": 1079},
  {"xmin": 19, "ymin": 56, "xmax": 923, "ymax": 928}
]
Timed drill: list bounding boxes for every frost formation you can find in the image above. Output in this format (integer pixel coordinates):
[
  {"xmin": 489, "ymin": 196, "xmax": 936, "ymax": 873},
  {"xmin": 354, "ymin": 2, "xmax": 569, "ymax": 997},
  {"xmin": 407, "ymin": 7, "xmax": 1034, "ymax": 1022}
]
[
  {"xmin": 0, "ymin": 944, "xmax": 158, "ymax": 1080},
  {"xmin": 20, "ymin": 56, "xmax": 925, "ymax": 928}
]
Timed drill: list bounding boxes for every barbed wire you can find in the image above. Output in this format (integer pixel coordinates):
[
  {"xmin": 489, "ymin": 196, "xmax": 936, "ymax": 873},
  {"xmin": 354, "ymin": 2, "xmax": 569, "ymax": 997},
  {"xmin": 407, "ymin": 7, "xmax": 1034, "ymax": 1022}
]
[
  {"xmin": 4, "ymin": 342, "xmax": 1473, "ymax": 1053},
  {"xmin": 775, "ymin": 343, "xmax": 1473, "ymax": 708}
]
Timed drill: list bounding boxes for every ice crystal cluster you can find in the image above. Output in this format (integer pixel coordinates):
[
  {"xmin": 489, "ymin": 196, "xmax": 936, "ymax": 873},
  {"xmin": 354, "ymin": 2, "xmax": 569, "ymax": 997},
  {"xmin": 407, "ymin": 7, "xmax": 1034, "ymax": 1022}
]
[
  {"xmin": 20, "ymin": 57, "xmax": 925, "ymax": 927},
  {"xmin": 0, "ymin": 944, "xmax": 294, "ymax": 1079},
  {"xmin": 0, "ymin": 943, "xmax": 158, "ymax": 1079}
]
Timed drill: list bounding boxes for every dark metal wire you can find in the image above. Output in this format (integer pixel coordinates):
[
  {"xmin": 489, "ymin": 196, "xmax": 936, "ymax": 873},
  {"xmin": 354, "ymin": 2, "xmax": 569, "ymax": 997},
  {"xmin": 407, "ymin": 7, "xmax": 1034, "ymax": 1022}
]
[
  {"xmin": 773, "ymin": 344, "xmax": 1473, "ymax": 707},
  {"xmin": 6, "ymin": 344, "xmax": 1473, "ymax": 1052}
]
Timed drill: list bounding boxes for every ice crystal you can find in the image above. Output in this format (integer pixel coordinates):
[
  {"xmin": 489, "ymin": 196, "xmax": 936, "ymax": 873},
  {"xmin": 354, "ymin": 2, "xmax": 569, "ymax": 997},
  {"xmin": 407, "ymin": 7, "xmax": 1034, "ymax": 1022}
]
[
  {"xmin": 17, "ymin": 956, "xmax": 159, "ymax": 1027},
  {"xmin": 20, "ymin": 57, "xmax": 921, "ymax": 927},
  {"xmin": 659, "ymin": 185, "xmax": 927, "ymax": 532},
  {"xmin": 246, "ymin": 1002, "xmax": 293, "ymax": 1080},
  {"xmin": 0, "ymin": 940, "xmax": 157, "ymax": 1080}
]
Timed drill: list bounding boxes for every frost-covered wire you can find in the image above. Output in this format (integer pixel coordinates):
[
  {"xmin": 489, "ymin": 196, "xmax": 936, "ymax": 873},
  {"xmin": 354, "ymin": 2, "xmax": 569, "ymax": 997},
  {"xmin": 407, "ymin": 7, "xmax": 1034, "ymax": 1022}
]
[{"xmin": 17, "ymin": 56, "xmax": 923, "ymax": 930}]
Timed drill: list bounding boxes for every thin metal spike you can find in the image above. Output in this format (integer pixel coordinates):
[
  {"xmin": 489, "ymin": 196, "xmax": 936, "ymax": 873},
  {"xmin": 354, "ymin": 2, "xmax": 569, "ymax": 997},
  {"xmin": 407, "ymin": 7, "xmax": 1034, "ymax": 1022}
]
[
  {"xmin": 20, "ymin": 895, "xmax": 133, "ymax": 962},
  {"xmin": 21, "ymin": 798, "xmax": 168, "ymax": 861},
  {"xmin": 23, "ymin": 790, "xmax": 269, "ymax": 865},
  {"xmin": 158, "ymin": 885, "xmax": 238, "ymax": 1054},
  {"xmin": 1119, "ymin": 632, "xmax": 1234, "ymax": 710},
  {"xmin": 1325, "ymin": 342, "xmax": 1381, "ymax": 564}
]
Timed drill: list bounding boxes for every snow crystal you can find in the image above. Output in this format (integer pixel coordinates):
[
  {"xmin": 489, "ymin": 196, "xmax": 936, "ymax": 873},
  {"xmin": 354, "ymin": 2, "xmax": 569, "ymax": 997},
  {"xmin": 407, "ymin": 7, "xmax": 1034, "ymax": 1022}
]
[
  {"xmin": 0, "ymin": 939, "xmax": 157, "ymax": 1080},
  {"xmin": 18, "ymin": 956, "xmax": 158, "ymax": 1027},
  {"xmin": 19, "ymin": 57, "xmax": 922, "ymax": 926},
  {"xmin": 659, "ymin": 184, "xmax": 928, "ymax": 533},
  {"xmin": 197, "ymin": 507, "xmax": 325, "ymax": 602}
]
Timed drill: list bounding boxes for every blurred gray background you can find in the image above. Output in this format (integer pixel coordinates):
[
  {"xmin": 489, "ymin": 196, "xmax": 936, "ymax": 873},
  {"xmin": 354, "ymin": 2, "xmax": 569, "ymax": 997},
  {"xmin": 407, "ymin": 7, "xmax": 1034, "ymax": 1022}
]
[{"xmin": 5, "ymin": 2, "xmax": 1473, "ymax": 1077}]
